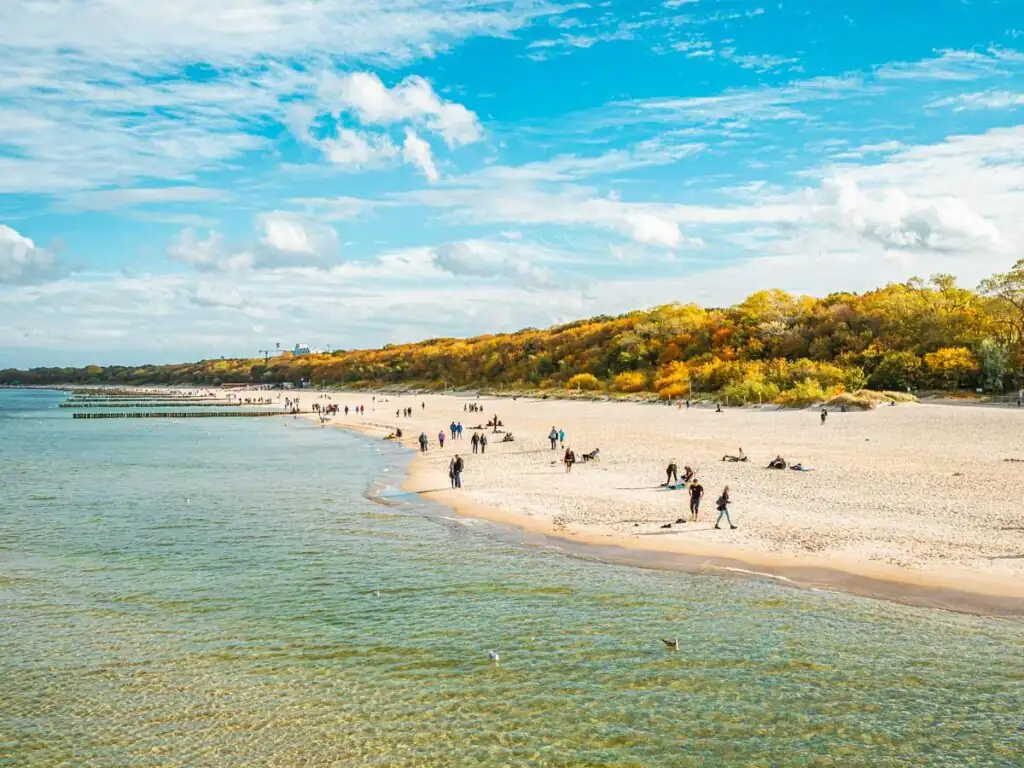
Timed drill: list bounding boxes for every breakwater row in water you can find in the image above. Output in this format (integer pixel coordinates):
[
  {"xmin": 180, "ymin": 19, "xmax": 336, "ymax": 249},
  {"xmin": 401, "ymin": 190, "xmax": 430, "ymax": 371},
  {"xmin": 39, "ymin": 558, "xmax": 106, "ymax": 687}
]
[
  {"xmin": 72, "ymin": 410, "xmax": 300, "ymax": 419},
  {"xmin": 60, "ymin": 401, "xmax": 240, "ymax": 408}
]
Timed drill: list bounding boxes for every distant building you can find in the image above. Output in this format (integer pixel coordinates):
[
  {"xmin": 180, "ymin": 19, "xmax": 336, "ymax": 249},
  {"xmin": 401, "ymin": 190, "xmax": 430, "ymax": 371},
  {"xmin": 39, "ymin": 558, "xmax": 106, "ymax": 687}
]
[{"xmin": 293, "ymin": 343, "xmax": 312, "ymax": 356}]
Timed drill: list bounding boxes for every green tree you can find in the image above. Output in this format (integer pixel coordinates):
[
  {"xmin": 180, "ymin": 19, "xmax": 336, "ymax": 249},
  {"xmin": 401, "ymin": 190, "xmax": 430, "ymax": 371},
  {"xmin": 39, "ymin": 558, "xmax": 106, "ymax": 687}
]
[
  {"xmin": 977, "ymin": 338, "xmax": 1010, "ymax": 392},
  {"xmin": 868, "ymin": 351, "xmax": 922, "ymax": 391}
]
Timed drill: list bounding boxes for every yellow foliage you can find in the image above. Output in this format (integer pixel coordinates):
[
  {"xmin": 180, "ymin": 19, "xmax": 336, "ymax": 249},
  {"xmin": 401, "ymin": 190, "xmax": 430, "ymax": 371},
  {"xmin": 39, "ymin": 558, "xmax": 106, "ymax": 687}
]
[
  {"xmin": 566, "ymin": 373, "xmax": 603, "ymax": 391},
  {"xmin": 612, "ymin": 371, "xmax": 648, "ymax": 392}
]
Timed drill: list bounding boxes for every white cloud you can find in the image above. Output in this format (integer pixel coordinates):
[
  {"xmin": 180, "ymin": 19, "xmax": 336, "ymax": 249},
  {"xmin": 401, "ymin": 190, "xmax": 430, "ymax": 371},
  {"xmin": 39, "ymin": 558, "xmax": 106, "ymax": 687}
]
[
  {"xmin": 432, "ymin": 239, "xmax": 555, "ymax": 288},
  {"xmin": 0, "ymin": 225, "xmax": 62, "ymax": 284},
  {"xmin": 168, "ymin": 213, "xmax": 339, "ymax": 272},
  {"xmin": 184, "ymin": 282, "xmax": 246, "ymax": 309},
  {"xmin": 257, "ymin": 212, "xmax": 339, "ymax": 261},
  {"xmin": 402, "ymin": 129, "xmax": 440, "ymax": 183},
  {"xmin": 876, "ymin": 48, "xmax": 1015, "ymax": 81},
  {"xmin": 64, "ymin": 186, "xmax": 230, "ymax": 211},
  {"xmin": 321, "ymin": 129, "xmax": 399, "ymax": 170},
  {"xmin": 806, "ymin": 176, "xmax": 1002, "ymax": 251},
  {"xmin": 466, "ymin": 137, "xmax": 705, "ymax": 183},
  {"xmin": 318, "ymin": 71, "xmax": 482, "ymax": 147},
  {"xmin": 0, "ymin": 0, "xmax": 530, "ymax": 195},
  {"xmin": 927, "ymin": 90, "xmax": 1024, "ymax": 111}
]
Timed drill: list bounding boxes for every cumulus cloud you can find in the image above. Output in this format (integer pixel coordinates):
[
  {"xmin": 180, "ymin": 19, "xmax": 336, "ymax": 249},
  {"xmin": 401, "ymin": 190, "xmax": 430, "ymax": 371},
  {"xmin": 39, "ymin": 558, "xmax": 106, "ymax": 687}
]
[
  {"xmin": 319, "ymin": 72, "xmax": 482, "ymax": 147},
  {"xmin": 168, "ymin": 213, "xmax": 339, "ymax": 272},
  {"xmin": 432, "ymin": 239, "xmax": 555, "ymax": 288},
  {"xmin": 257, "ymin": 212, "xmax": 339, "ymax": 263},
  {"xmin": 321, "ymin": 129, "xmax": 399, "ymax": 170},
  {"xmin": 806, "ymin": 176, "xmax": 1002, "ymax": 252},
  {"xmin": 183, "ymin": 282, "xmax": 246, "ymax": 309},
  {"xmin": 402, "ymin": 129, "xmax": 440, "ymax": 183},
  {"xmin": 0, "ymin": 224, "xmax": 63, "ymax": 284}
]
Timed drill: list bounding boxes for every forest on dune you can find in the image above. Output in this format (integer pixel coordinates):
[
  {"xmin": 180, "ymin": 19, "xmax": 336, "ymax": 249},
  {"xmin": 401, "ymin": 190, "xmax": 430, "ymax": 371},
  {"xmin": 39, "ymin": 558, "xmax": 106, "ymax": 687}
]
[{"xmin": 6, "ymin": 262, "xmax": 1024, "ymax": 406}]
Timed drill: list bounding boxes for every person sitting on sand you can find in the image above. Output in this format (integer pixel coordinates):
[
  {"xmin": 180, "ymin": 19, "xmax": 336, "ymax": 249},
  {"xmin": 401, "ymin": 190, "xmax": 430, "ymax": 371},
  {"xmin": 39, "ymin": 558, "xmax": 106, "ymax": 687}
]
[
  {"xmin": 665, "ymin": 459, "xmax": 678, "ymax": 486},
  {"xmin": 681, "ymin": 465, "xmax": 694, "ymax": 483},
  {"xmin": 581, "ymin": 448, "xmax": 600, "ymax": 462},
  {"xmin": 721, "ymin": 448, "xmax": 748, "ymax": 463},
  {"xmin": 767, "ymin": 455, "xmax": 787, "ymax": 470}
]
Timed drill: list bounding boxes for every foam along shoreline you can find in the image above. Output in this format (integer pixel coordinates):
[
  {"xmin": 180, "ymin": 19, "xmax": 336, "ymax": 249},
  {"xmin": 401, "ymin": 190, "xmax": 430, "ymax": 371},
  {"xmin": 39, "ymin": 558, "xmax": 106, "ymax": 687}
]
[
  {"xmin": 228, "ymin": 388, "xmax": 1024, "ymax": 618},
  {"xmin": 399, "ymin": 468, "xmax": 1024, "ymax": 619}
]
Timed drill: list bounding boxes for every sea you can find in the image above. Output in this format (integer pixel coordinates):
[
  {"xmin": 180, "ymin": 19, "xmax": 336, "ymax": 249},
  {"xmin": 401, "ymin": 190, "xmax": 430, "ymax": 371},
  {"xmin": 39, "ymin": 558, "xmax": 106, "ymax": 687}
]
[{"xmin": 1, "ymin": 388, "xmax": 1022, "ymax": 767}]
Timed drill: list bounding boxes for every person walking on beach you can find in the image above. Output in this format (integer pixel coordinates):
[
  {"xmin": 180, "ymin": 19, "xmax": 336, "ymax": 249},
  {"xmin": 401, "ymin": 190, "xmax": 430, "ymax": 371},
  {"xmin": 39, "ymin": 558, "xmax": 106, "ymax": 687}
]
[
  {"xmin": 558, "ymin": 429, "xmax": 566, "ymax": 449},
  {"xmin": 666, "ymin": 459, "xmax": 678, "ymax": 486},
  {"xmin": 438, "ymin": 430, "xmax": 446, "ymax": 448},
  {"xmin": 714, "ymin": 486, "xmax": 737, "ymax": 530},
  {"xmin": 456, "ymin": 422, "xmax": 463, "ymax": 440},
  {"xmin": 479, "ymin": 433, "xmax": 487, "ymax": 454},
  {"xmin": 419, "ymin": 432, "xmax": 428, "ymax": 453},
  {"xmin": 563, "ymin": 447, "xmax": 576, "ymax": 473},
  {"xmin": 820, "ymin": 408, "xmax": 828, "ymax": 425},
  {"xmin": 471, "ymin": 432, "xmax": 480, "ymax": 454},
  {"xmin": 688, "ymin": 480, "xmax": 703, "ymax": 521},
  {"xmin": 450, "ymin": 421, "xmax": 457, "ymax": 440},
  {"xmin": 449, "ymin": 454, "xmax": 464, "ymax": 488},
  {"xmin": 549, "ymin": 427, "xmax": 559, "ymax": 450}
]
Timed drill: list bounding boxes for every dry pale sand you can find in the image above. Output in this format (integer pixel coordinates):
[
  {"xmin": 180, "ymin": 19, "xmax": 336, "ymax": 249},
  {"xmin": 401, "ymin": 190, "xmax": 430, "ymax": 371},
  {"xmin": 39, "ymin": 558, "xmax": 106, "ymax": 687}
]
[{"xmin": 240, "ymin": 388, "xmax": 1024, "ymax": 613}]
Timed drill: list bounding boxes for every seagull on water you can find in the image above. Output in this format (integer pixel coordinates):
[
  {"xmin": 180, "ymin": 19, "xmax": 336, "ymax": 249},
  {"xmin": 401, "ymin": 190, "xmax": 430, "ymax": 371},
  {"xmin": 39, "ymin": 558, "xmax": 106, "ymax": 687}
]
[
  {"xmin": 488, "ymin": 649, "xmax": 500, "ymax": 663},
  {"xmin": 661, "ymin": 637, "xmax": 680, "ymax": 651}
]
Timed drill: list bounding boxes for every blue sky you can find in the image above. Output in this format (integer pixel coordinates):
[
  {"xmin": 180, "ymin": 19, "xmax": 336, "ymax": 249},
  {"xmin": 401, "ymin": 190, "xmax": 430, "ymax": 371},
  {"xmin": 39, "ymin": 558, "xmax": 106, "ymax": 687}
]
[{"xmin": 0, "ymin": 0, "xmax": 1021, "ymax": 367}]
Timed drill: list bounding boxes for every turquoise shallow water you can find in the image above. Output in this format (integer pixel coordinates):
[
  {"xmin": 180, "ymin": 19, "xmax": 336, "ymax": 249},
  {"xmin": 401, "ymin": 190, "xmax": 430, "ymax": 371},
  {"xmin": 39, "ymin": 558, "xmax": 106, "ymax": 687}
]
[{"xmin": 1, "ymin": 389, "xmax": 1022, "ymax": 767}]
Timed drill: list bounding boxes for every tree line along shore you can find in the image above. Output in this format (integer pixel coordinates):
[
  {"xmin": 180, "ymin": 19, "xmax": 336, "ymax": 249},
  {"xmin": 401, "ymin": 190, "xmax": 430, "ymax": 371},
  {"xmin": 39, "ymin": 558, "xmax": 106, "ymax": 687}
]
[{"xmin": 6, "ymin": 265, "xmax": 1024, "ymax": 407}]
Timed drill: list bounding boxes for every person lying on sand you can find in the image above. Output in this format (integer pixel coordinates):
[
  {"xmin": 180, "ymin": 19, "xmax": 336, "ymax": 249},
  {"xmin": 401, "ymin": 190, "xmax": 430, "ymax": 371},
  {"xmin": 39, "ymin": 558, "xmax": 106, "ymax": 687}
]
[
  {"xmin": 501, "ymin": 432, "xmax": 515, "ymax": 442},
  {"xmin": 790, "ymin": 463, "xmax": 815, "ymax": 471},
  {"xmin": 721, "ymin": 448, "xmax": 749, "ymax": 462},
  {"xmin": 767, "ymin": 455, "xmax": 787, "ymax": 469}
]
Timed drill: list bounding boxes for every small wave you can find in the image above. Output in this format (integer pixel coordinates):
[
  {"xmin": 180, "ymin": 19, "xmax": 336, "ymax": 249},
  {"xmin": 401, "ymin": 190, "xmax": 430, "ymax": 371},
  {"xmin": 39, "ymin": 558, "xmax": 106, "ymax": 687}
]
[{"xmin": 705, "ymin": 565, "xmax": 797, "ymax": 584}]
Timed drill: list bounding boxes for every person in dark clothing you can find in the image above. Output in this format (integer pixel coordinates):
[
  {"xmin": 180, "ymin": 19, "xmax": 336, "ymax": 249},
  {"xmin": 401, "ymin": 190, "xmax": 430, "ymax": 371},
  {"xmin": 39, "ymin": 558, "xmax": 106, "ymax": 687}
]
[
  {"xmin": 665, "ymin": 459, "xmax": 678, "ymax": 486},
  {"xmin": 479, "ymin": 433, "xmax": 487, "ymax": 454},
  {"xmin": 715, "ymin": 486, "xmax": 737, "ymax": 529},
  {"xmin": 471, "ymin": 432, "xmax": 480, "ymax": 453},
  {"xmin": 449, "ymin": 454, "xmax": 464, "ymax": 488},
  {"xmin": 549, "ymin": 427, "xmax": 559, "ymax": 450},
  {"xmin": 688, "ymin": 481, "xmax": 704, "ymax": 521},
  {"xmin": 418, "ymin": 432, "xmax": 428, "ymax": 453},
  {"xmin": 821, "ymin": 408, "xmax": 828, "ymax": 425}
]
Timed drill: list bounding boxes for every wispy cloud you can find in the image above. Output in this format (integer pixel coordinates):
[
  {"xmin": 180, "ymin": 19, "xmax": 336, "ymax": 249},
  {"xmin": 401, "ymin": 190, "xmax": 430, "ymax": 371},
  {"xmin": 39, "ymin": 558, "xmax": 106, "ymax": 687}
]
[
  {"xmin": 0, "ymin": 0, "xmax": 552, "ymax": 196},
  {"xmin": 64, "ymin": 187, "xmax": 231, "ymax": 211},
  {"xmin": 927, "ymin": 90, "xmax": 1024, "ymax": 111}
]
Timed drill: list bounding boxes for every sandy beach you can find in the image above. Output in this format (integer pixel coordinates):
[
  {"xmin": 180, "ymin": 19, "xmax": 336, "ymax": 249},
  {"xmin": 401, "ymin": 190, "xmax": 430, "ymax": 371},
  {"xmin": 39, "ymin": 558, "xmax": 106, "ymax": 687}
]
[{"xmin": 236, "ymin": 388, "xmax": 1024, "ymax": 614}]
